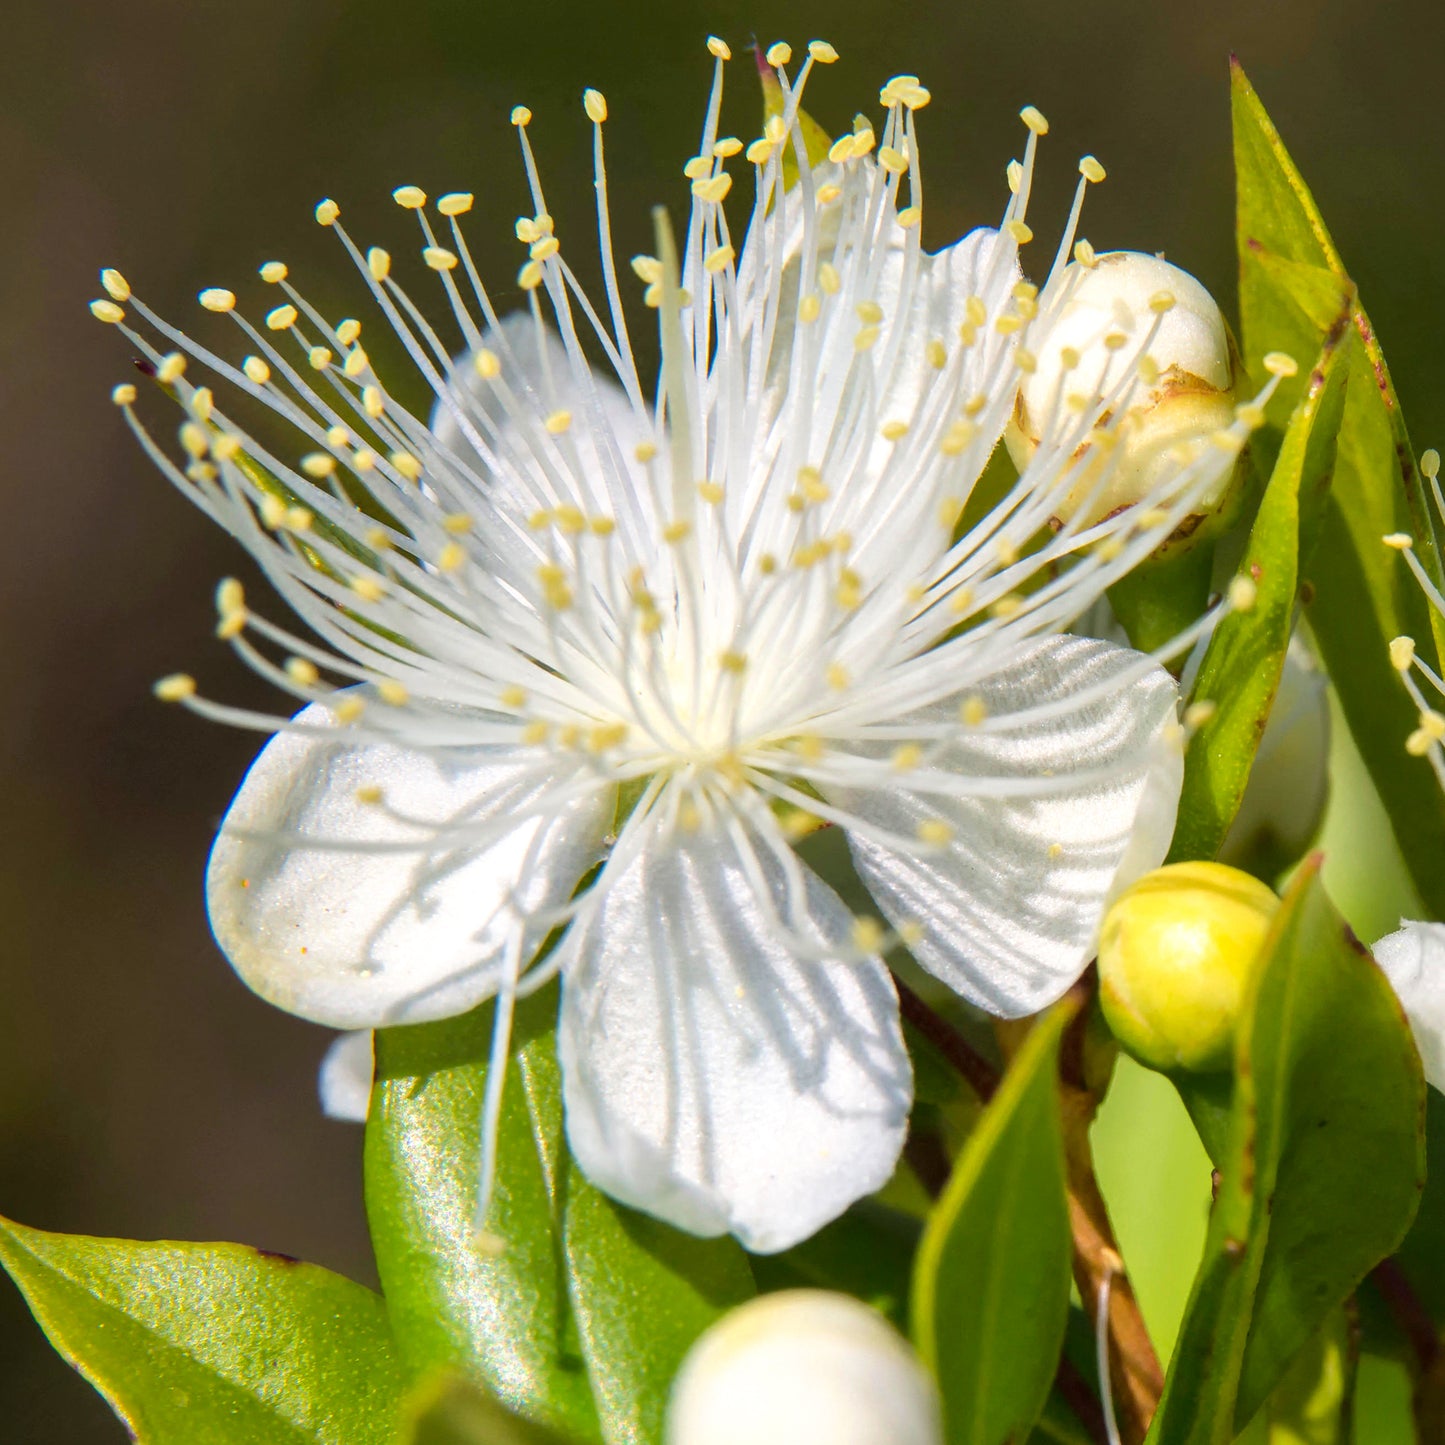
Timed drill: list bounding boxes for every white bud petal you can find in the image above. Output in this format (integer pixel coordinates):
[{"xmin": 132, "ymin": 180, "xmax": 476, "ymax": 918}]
[
  {"xmin": 666, "ymin": 1291, "xmax": 942, "ymax": 1445},
  {"xmin": 318, "ymin": 1030, "xmax": 374, "ymax": 1122},
  {"xmin": 1007, "ymin": 251, "xmax": 1241, "ymax": 528}
]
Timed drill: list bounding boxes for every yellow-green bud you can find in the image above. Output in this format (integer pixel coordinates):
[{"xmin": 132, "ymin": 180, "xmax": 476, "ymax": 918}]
[
  {"xmin": 1097, "ymin": 862, "xmax": 1279, "ymax": 1073},
  {"xmin": 666, "ymin": 1290, "xmax": 942, "ymax": 1445},
  {"xmin": 1006, "ymin": 251, "xmax": 1243, "ymax": 534}
]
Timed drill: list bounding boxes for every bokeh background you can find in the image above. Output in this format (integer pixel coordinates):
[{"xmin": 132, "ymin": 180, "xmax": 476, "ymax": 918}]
[{"xmin": 3, "ymin": 0, "xmax": 1442, "ymax": 1437}]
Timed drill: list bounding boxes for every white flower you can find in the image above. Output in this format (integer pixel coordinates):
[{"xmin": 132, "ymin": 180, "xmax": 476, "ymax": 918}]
[
  {"xmin": 94, "ymin": 42, "xmax": 1276, "ymax": 1251},
  {"xmin": 666, "ymin": 1289, "xmax": 942, "ymax": 1445},
  {"xmin": 1372, "ymin": 922, "xmax": 1445, "ymax": 1090}
]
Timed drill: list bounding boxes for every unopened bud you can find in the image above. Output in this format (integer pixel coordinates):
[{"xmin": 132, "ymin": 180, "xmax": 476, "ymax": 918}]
[
  {"xmin": 666, "ymin": 1290, "xmax": 942, "ymax": 1445},
  {"xmin": 1098, "ymin": 862, "xmax": 1279, "ymax": 1073},
  {"xmin": 1006, "ymin": 251, "xmax": 1242, "ymax": 535}
]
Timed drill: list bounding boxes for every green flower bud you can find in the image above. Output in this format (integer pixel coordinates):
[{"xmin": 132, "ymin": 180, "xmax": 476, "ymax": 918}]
[
  {"xmin": 1006, "ymin": 251, "xmax": 1244, "ymax": 537},
  {"xmin": 666, "ymin": 1290, "xmax": 942, "ymax": 1445},
  {"xmin": 1097, "ymin": 862, "xmax": 1279, "ymax": 1073}
]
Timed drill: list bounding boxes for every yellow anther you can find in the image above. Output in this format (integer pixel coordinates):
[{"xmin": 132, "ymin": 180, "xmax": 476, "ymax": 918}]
[
  {"xmin": 704, "ymin": 244, "xmax": 735, "ymax": 274},
  {"xmin": 924, "ymin": 338, "xmax": 948, "ymax": 371},
  {"xmin": 917, "ymin": 819, "xmax": 955, "ymax": 846},
  {"xmin": 154, "ymin": 352, "xmax": 185, "ymax": 385},
  {"xmin": 707, "ymin": 35, "xmax": 731, "ymax": 59},
  {"xmin": 259, "ymin": 261, "xmax": 288, "ymax": 284},
  {"xmin": 1261, "ymin": 351, "xmax": 1298, "ymax": 378},
  {"xmin": 435, "ymin": 192, "xmax": 474, "ymax": 217},
  {"xmin": 891, "ymin": 743, "xmax": 923, "ymax": 771},
  {"xmin": 390, "ymin": 451, "xmax": 422, "ymax": 481},
  {"xmin": 758, "ymin": 553, "xmax": 777, "ymax": 576},
  {"xmin": 285, "ymin": 656, "xmax": 320, "ymax": 687},
  {"xmin": 300, "ymin": 452, "xmax": 336, "ymax": 478},
  {"xmin": 588, "ymin": 723, "xmax": 629, "ymax": 753},
  {"xmin": 334, "ymin": 319, "xmax": 362, "ymax": 347},
  {"xmin": 581, "ymin": 87, "xmax": 608, "ymax": 123},
  {"xmin": 415, "ymin": 245, "xmax": 457, "ymax": 273},
  {"xmin": 354, "ymin": 783, "xmax": 384, "ymax": 806},
  {"xmin": 536, "ymin": 562, "xmax": 574, "ymax": 609},
  {"xmin": 1420, "ymin": 710, "xmax": 1445, "ymax": 741},
  {"xmin": 1005, "ymin": 219, "xmax": 1035, "ymax": 246},
  {"xmin": 1015, "ymin": 347, "xmax": 1037, "ymax": 375},
  {"xmin": 697, "ymin": 481, "xmax": 725, "ymax": 504},
  {"xmin": 808, "ymin": 39, "xmax": 839, "ymax": 62},
  {"xmin": 692, "ymin": 173, "xmax": 733, "ymax": 204},
  {"xmin": 897, "ymin": 205, "xmax": 921, "ymax": 229},
  {"xmin": 1212, "ymin": 429, "xmax": 1246, "ymax": 456},
  {"xmin": 154, "ymin": 674, "xmax": 197, "ymax": 702},
  {"xmin": 529, "ymin": 235, "xmax": 561, "ymax": 263},
  {"xmin": 239, "ymin": 355, "xmax": 270, "ymax": 386},
  {"xmin": 186, "ymin": 461, "xmax": 217, "ymax": 483},
  {"xmin": 1423, "ymin": 449, "xmax": 1441, "ymax": 481},
  {"xmin": 308, "ymin": 346, "xmax": 333, "ymax": 370},
  {"xmin": 634, "ymin": 440, "xmax": 659, "ymax": 463},
  {"xmin": 215, "ymin": 609, "xmax": 246, "ymax": 641},
  {"xmin": 881, "ymin": 420, "xmax": 910, "ymax": 442},
  {"xmin": 374, "ymin": 679, "xmax": 409, "ymax": 707},
  {"xmin": 511, "ymin": 105, "xmax": 532, "ymax": 126},
  {"xmin": 1227, "ymin": 576, "xmax": 1258, "ymax": 612},
  {"xmin": 713, "ymin": 137, "xmax": 743, "ymax": 158},
  {"xmin": 364, "ymin": 525, "xmax": 391, "ymax": 548},
  {"xmin": 719, "ymin": 650, "xmax": 748, "ymax": 675},
  {"xmin": 553, "ymin": 505, "xmax": 585, "ymax": 534},
  {"xmin": 498, "ymin": 685, "xmax": 528, "ymax": 710},
  {"xmin": 315, "ymin": 198, "xmax": 340, "ymax": 226},
  {"xmin": 1183, "ymin": 700, "xmax": 1217, "ymax": 730},
  {"xmin": 285, "ymin": 506, "xmax": 314, "ymax": 532},
  {"xmin": 816, "ymin": 264, "xmax": 841, "ymax": 299},
  {"xmin": 589, "ymin": 515, "xmax": 615, "ymax": 536},
  {"xmin": 334, "ymin": 695, "xmax": 366, "ymax": 725},
  {"xmin": 1079, "ymin": 155, "xmax": 1106, "ymax": 183},
  {"xmin": 215, "ymin": 578, "xmax": 245, "ymax": 618},
  {"xmin": 343, "ymin": 347, "xmax": 369, "ymax": 379},
  {"xmin": 259, "ymin": 495, "xmax": 287, "ymax": 529},
  {"xmin": 363, "ymin": 386, "xmax": 385, "ymax": 418},
  {"xmin": 1137, "ymin": 354, "xmax": 1160, "ymax": 386},
  {"xmin": 878, "ymin": 145, "xmax": 909, "ymax": 175},
  {"xmin": 1075, "ymin": 239, "xmax": 1098, "ymax": 268},
  {"xmin": 798, "ymin": 294, "xmax": 821, "ymax": 324},
  {"xmin": 198, "ymin": 287, "xmax": 236, "ymax": 313},
  {"xmin": 1019, "ymin": 104, "xmax": 1049, "ymax": 135},
  {"xmin": 630, "ymin": 254, "xmax": 662, "ymax": 284},
  {"xmin": 111, "ymin": 383, "xmax": 137, "ymax": 406},
  {"xmin": 855, "ymin": 300, "xmax": 884, "ymax": 326},
  {"xmin": 798, "ymin": 465, "xmax": 829, "ymax": 501},
  {"xmin": 765, "ymin": 40, "xmax": 792, "ymax": 66},
  {"xmin": 1407, "ymin": 728, "xmax": 1434, "ymax": 757},
  {"xmin": 663, "ymin": 519, "xmax": 693, "ymax": 544},
  {"xmin": 851, "ymin": 917, "xmax": 886, "ymax": 954},
  {"xmin": 1148, "ymin": 290, "xmax": 1177, "ymax": 314},
  {"xmin": 818, "ymin": 184, "xmax": 844, "ymax": 207},
  {"xmin": 1138, "ymin": 508, "xmax": 1171, "ymax": 530},
  {"xmin": 350, "ymin": 573, "xmax": 386, "ymax": 604},
  {"xmin": 1390, "ymin": 636, "xmax": 1417, "ymax": 671},
  {"xmin": 544, "ymin": 409, "xmax": 572, "ymax": 435},
  {"xmin": 782, "ymin": 808, "xmax": 825, "ymax": 842},
  {"xmin": 1235, "ymin": 402, "xmax": 1267, "ymax": 429},
  {"xmin": 960, "ymin": 696, "xmax": 988, "ymax": 726},
  {"xmin": 1007, "ymin": 159, "xmax": 1023, "ymax": 195},
  {"xmin": 940, "ymin": 421, "xmax": 977, "ymax": 458},
  {"xmin": 849, "ymin": 128, "xmax": 876, "ymax": 158},
  {"xmin": 518, "ymin": 259, "xmax": 544, "ymax": 290},
  {"xmin": 266, "ymin": 303, "xmax": 298, "ymax": 331},
  {"xmin": 521, "ymin": 720, "xmax": 550, "ymax": 746},
  {"xmin": 683, "ymin": 155, "xmax": 713, "ymax": 181},
  {"xmin": 362, "ymin": 249, "xmax": 391, "ymax": 285},
  {"xmin": 473, "ymin": 348, "xmax": 501, "ymax": 380},
  {"xmin": 190, "ymin": 387, "xmax": 214, "ymax": 421},
  {"xmin": 963, "ymin": 295, "xmax": 988, "ymax": 330},
  {"xmin": 826, "ymin": 662, "xmax": 851, "ymax": 690},
  {"xmin": 745, "ymin": 138, "xmax": 775, "ymax": 166},
  {"xmin": 393, "ymin": 185, "xmax": 427, "ymax": 210},
  {"xmin": 854, "ymin": 326, "xmax": 881, "ymax": 353},
  {"xmin": 1383, "ymin": 532, "xmax": 1414, "ymax": 551},
  {"xmin": 101, "ymin": 268, "xmax": 131, "ymax": 301},
  {"xmin": 828, "ymin": 134, "xmax": 854, "ymax": 165},
  {"xmin": 990, "ymin": 594, "xmax": 1024, "ymax": 620}
]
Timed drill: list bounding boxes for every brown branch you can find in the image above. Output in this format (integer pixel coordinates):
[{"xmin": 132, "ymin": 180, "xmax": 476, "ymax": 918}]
[{"xmin": 893, "ymin": 977, "xmax": 1158, "ymax": 1444}]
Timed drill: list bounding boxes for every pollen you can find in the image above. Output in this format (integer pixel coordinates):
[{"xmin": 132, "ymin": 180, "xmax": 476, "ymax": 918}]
[
  {"xmin": 1079, "ymin": 155, "xmax": 1106, "ymax": 183},
  {"xmin": 544, "ymin": 409, "xmax": 572, "ymax": 435},
  {"xmin": 266, "ymin": 304, "xmax": 298, "ymax": 331},
  {"xmin": 101, "ymin": 268, "xmax": 131, "ymax": 301},
  {"xmin": 308, "ymin": 346, "xmax": 333, "ymax": 370},
  {"xmin": 809, "ymin": 39, "xmax": 839, "ymax": 62},
  {"xmin": 510, "ymin": 105, "xmax": 532, "ymax": 127},
  {"xmin": 926, "ymin": 339, "xmax": 948, "ymax": 369},
  {"xmin": 1390, "ymin": 636, "xmax": 1417, "ymax": 672},
  {"xmin": 286, "ymin": 657, "xmax": 320, "ymax": 687},
  {"xmin": 1006, "ymin": 221, "xmax": 1035, "ymax": 246},
  {"xmin": 1075, "ymin": 239, "xmax": 1098, "ymax": 268},
  {"xmin": 111, "ymin": 383, "xmax": 136, "ymax": 406},
  {"xmin": 424, "ymin": 246, "xmax": 460, "ymax": 271},
  {"xmin": 960, "ymin": 696, "xmax": 988, "ymax": 726},
  {"xmin": 706, "ymin": 35, "xmax": 731, "ymax": 59},
  {"xmin": 157, "ymin": 352, "xmax": 187, "ymax": 384},
  {"xmin": 583, "ymin": 88, "xmax": 608, "ymax": 123},
  {"xmin": 315, "ymin": 198, "xmax": 340, "ymax": 226},
  {"xmin": 259, "ymin": 261, "xmax": 288, "ymax": 283},
  {"xmin": 692, "ymin": 173, "xmax": 732, "ymax": 204},
  {"xmin": 154, "ymin": 674, "xmax": 197, "ymax": 702},
  {"xmin": 438, "ymin": 192, "xmax": 474, "ymax": 216},
  {"xmin": 917, "ymin": 819, "xmax": 955, "ymax": 846},
  {"xmin": 765, "ymin": 40, "xmax": 792, "ymax": 66},
  {"xmin": 243, "ymin": 356, "xmax": 271, "ymax": 385},
  {"xmin": 393, "ymin": 185, "xmax": 427, "ymax": 210},
  {"xmin": 300, "ymin": 452, "xmax": 336, "ymax": 478},
  {"xmin": 367, "ymin": 248, "xmax": 392, "ymax": 282},
  {"xmin": 1019, "ymin": 104, "xmax": 1049, "ymax": 134},
  {"xmin": 704, "ymin": 245, "xmax": 735, "ymax": 273},
  {"xmin": 363, "ymin": 387, "xmax": 386, "ymax": 418}
]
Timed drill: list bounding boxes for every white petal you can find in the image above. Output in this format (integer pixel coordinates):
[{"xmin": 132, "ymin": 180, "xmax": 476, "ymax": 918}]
[
  {"xmin": 832, "ymin": 635, "xmax": 1182, "ymax": 1017},
  {"xmin": 428, "ymin": 312, "xmax": 654, "ymax": 576},
  {"xmin": 318, "ymin": 1030, "xmax": 374, "ymax": 1123},
  {"xmin": 556, "ymin": 808, "xmax": 912, "ymax": 1253},
  {"xmin": 1372, "ymin": 921, "xmax": 1445, "ymax": 1091},
  {"xmin": 207, "ymin": 702, "xmax": 611, "ymax": 1028}
]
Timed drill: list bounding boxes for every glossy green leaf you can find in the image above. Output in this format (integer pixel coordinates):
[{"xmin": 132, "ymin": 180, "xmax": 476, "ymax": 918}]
[
  {"xmin": 1150, "ymin": 860, "xmax": 1424, "ymax": 1444},
  {"xmin": 1169, "ymin": 317, "xmax": 1348, "ymax": 862},
  {"xmin": 0, "ymin": 1216, "xmax": 406, "ymax": 1444},
  {"xmin": 402, "ymin": 1373, "xmax": 577, "ymax": 1445},
  {"xmin": 912, "ymin": 1000, "xmax": 1075, "ymax": 1445},
  {"xmin": 365, "ymin": 984, "xmax": 753, "ymax": 1445},
  {"xmin": 1232, "ymin": 61, "xmax": 1445, "ymax": 915}
]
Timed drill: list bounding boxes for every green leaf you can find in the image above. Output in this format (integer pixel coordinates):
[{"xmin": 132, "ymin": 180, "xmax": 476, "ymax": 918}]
[
  {"xmin": 401, "ymin": 1374, "xmax": 577, "ymax": 1445},
  {"xmin": 912, "ymin": 1000, "xmax": 1076, "ymax": 1445},
  {"xmin": 1150, "ymin": 860, "xmax": 1424, "ymax": 1443},
  {"xmin": 1168, "ymin": 316, "xmax": 1348, "ymax": 863},
  {"xmin": 1232, "ymin": 60, "xmax": 1445, "ymax": 915},
  {"xmin": 365, "ymin": 985, "xmax": 754, "ymax": 1445},
  {"xmin": 0, "ymin": 1217, "xmax": 406, "ymax": 1444}
]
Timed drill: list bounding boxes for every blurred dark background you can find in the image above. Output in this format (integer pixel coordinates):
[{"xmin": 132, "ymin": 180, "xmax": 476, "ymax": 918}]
[{"xmin": 2, "ymin": 0, "xmax": 1442, "ymax": 1436}]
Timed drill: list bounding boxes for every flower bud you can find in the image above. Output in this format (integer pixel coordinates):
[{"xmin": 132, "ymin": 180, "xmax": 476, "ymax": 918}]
[
  {"xmin": 1097, "ymin": 862, "xmax": 1279, "ymax": 1073},
  {"xmin": 1006, "ymin": 251, "xmax": 1242, "ymax": 533},
  {"xmin": 666, "ymin": 1290, "xmax": 942, "ymax": 1445}
]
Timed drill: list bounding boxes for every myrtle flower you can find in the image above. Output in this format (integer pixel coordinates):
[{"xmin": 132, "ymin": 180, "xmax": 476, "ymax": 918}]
[{"xmin": 93, "ymin": 40, "xmax": 1277, "ymax": 1252}]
